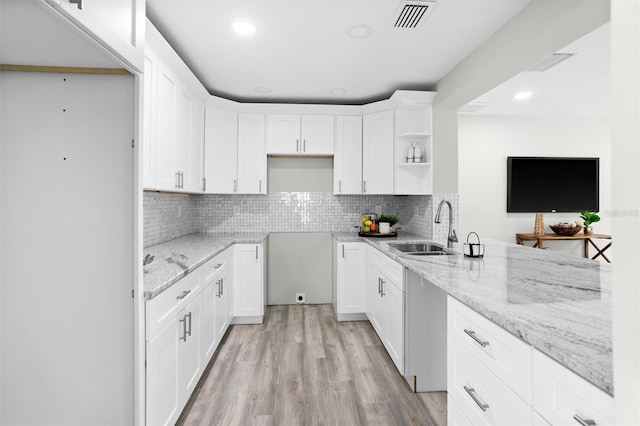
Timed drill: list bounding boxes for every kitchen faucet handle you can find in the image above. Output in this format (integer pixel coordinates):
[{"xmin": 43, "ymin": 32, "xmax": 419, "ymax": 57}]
[{"xmin": 450, "ymin": 229, "xmax": 458, "ymax": 242}]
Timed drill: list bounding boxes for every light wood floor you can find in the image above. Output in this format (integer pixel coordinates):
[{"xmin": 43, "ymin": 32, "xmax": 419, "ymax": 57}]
[{"xmin": 179, "ymin": 304, "xmax": 447, "ymax": 426}]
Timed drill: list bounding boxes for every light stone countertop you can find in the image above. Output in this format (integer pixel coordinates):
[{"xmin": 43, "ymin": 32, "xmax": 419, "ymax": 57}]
[
  {"xmin": 145, "ymin": 231, "xmax": 612, "ymax": 395},
  {"xmin": 335, "ymin": 231, "xmax": 612, "ymax": 396},
  {"xmin": 143, "ymin": 233, "xmax": 268, "ymax": 300}
]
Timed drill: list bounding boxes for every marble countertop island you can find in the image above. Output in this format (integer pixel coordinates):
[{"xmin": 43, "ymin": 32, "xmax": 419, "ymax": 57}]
[
  {"xmin": 335, "ymin": 232, "xmax": 612, "ymax": 396},
  {"xmin": 143, "ymin": 233, "xmax": 268, "ymax": 299}
]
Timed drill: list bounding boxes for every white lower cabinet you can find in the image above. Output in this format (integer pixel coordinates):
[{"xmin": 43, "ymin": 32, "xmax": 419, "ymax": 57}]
[
  {"xmin": 146, "ymin": 317, "xmax": 180, "ymax": 426},
  {"xmin": 334, "ymin": 241, "xmax": 366, "ymax": 321},
  {"xmin": 201, "ymin": 250, "xmax": 232, "ymax": 364},
  {"xmin": 177, "ymin": 293, "xmax": 202, "ymax": 408},
  {"xmin": 233, "ymin": 243, "xmax": 265, "ymax": 324},
  {"xmin": 448, "ymin": 335, "xmax": 532, "ymax": 425},
  {"xmin": 532, "ymin": 349, "xmax": 614, "ymax": 426},
  {"xmin": 366, "ymin": 246, "xmax": 405, "ymax": 374}
]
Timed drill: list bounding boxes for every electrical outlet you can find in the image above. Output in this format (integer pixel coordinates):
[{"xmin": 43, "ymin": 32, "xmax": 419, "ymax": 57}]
[
  {"xmin": 296, "ymin": 293, "xmax": 305, "ymax": 304},
  {"xmin": 375, "ymin": 205, "xmax": 382, "ymax": 215}
]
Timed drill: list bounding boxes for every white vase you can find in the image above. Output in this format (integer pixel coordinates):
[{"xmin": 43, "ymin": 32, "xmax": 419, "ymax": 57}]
[{"xmin": 379, "ymin": 222, "xmax": 391, "ymax": 234}]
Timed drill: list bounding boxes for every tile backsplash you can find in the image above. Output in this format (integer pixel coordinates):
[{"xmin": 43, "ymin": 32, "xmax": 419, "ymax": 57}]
[{"xmin": 143, "ymin": 191, "xmax": 458, "ymax": 248}]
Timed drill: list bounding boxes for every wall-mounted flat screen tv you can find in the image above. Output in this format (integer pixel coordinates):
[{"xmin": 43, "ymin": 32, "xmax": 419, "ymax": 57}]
[{"xmin": 507, "ymin": 157, "xmax": 599, "ymax": 213}]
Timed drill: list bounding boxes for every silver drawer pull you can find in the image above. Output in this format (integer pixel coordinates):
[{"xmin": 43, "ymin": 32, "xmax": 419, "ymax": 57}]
[
  {"xmin": 464, "ymin": 329, "xmax": 490, "ymax": 347},
  {"xmin": 573, "ymin": 415, "xmax": 596, "ymax": 426},
  {"xmin": 214, "ymin": 263, "xmax": 223, "ymax": 269},
  {"xmin": 177, "ymin": 290, "xmax": 191, "ymax": 300},
  {"xmin": 179, "ymin": 316, "xmax": 187, "ymax": 342},
  {"xmin": 464, "ymin": 386, "xmax": 489, "ymax": 412}
]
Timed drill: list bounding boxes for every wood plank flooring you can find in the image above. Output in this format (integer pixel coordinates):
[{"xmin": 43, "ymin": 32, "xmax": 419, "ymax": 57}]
[{"xmin": 178, "ymin": 304, "xmax": 447, "ymax": 426}]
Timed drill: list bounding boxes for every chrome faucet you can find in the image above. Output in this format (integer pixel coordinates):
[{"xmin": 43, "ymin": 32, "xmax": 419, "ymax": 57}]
[{"xmin": 435, "ymin": 199, "xmax": 458, "ymax": 248}]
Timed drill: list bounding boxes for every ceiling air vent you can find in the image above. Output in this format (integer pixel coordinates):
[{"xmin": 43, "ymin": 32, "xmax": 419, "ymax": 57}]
[
  {"xmin": 393, "ymin": 1, "xmax": 436, "ymax": 29},
  {"xmin": 527, "ymin": 53, "xmax": 576, "ymax": 72}
]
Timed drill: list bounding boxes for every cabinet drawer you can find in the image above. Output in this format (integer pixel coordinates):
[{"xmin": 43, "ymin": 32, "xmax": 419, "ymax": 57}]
[
  {"xmin": 448, "ymin": 336, "xmax": 532, "ymax": 426},
  {"xmin": 203, "ymin": 249, "xmax": 229, "ymax": 284},
  {"xmin": 448, "ymin": 296, "xmax": 532, "ymax": 403},
  {"xmin": 146, "ymin": 269, "xmax": 202, "ymax": 339},
  {"xmin": 367, "ymin": 246, "xmax": 403, "ymax": 288},
  {"xmin": 533, "ymin": 349, "xmax": 614, "ymax": 426}
]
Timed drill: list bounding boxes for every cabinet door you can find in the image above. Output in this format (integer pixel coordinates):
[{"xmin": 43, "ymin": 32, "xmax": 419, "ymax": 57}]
[
  {"xmin": 301, "ymin": 115, "xmax": 334, "ymax": 155},
  {"xmin": 214, "ymin": 268, "xmax": 228, "ymax": 345},
  {"xmin": 155, "ymin": 63, "xmax": 178, "ymax": 191},
  {"xmin": 237, "ymin": 113, "xmax": 266, "ymax": 194},
  {"xmin": 204, "ymin": 107, "xmax": 238, "ymax": 193},
  {"xmin": 146, "ymin": 318, "xmax": 180, "ymax": 426},
  {"xmin": 266, "ymin": 114, "xmax": 300, "ymax": 154},
  {"xmin": 363, "ymin": 110, "xmax": 394, "ymax": 194},
  {"xmin": 178, "ymin": 293, "xmax": 202, "ymax": 408},
  {"xmin": 201, "ymin": 280, "xmax": 217, "ymax": 362},
  {"xmin": 174, "ymin": 89, "xmax": 192, "ymax": 190},
  {"xmin": 234, "ymin": 244, "xmax": 264, "ymax": 318},
  {"xmin": 334, "ymin": 116, "xmax": 362, "ymax": 194},
  {"xmin": 43, "ymin": 0, "xmax": 144, "ymax": 72},
  {"xmin": 336, "ymin": 242, "xmax": 366, "ymax": 314},
  {"xmin": 369, "ymin": 267, "xmax": 385, "ymax": 337},
  {"xmin": 142, "ymin": 50, "xmax": 158, "ymax": 189},
  {"xmin": 383, "ymin": 278, "xmax": 404, "ymax": 374},
  {"xmin": 183, "ymin": 100, "xmax": 205, "ymax": 193}
]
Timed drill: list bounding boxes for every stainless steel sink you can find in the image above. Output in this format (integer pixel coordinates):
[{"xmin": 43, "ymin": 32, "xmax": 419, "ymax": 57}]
[{"xmin": 388, "ymin": 242, "xmax": 456, "ymax": 256}]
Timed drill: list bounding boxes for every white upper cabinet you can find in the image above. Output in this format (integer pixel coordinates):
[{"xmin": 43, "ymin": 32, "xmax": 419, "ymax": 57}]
[
  {"xmin": 142, "ymin": 51, "xmax": 158, "ymax": 189},
  {"xmin": 187, "ymin": 101, "xmax": 206, "ymax": 193},
  {"xmin": 204, "ymin": 108, "xmax": 239, "ymax": 194},
  {"xmin": 267, "ymin": 114, "xmax": 334, "ymax": 155},
  {"xmin": 363, "ymin": 110, "xmax": 394, "ymax": 194},
  {"xmin": 42, "ymin": 0, "xmax": 144, "ymax": 72},
  {"xmin": 237, "ymin": 114, "xmax": 266, "ymax": 194},
  {"xmin": 155, "ymin": 62, "xmax": 179, "ymax": 191},
  {"xmin": 334, "ymin": 116, "xmax": 363, "ymax": 194}
]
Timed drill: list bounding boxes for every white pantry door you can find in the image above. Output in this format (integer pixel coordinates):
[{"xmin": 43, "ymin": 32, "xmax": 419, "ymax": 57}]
[{"xmin": 0, "ymin": 71, "xmax": 134, "ymax": 425}]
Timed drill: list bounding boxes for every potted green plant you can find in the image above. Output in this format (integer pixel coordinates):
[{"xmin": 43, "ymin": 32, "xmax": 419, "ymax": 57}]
[
  {"xmin": 378, "ymin": 214, "xmax": 398, "ymax": 234},
  {"xmin": 580, "ymin": 211, "xmax": 600, "ymax": 235}
]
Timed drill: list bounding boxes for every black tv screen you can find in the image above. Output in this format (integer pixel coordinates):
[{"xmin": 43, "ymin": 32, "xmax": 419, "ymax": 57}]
[{"xmin": 507, "ymin": 157, "xmax": 599, "ymax": 213}]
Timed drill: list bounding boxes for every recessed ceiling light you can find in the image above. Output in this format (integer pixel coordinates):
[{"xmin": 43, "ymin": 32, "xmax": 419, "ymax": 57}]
[
  {"xmin": 233, "ymin": 22, "xmax": 256, "ymax": 35},
  {"xmin": 254, "ymin": 87, "xmax": 272, "ymax": 94},
  {"xmin": 331, "ymin": 88, "xmax": 348, "ymax": 95},
  {"xmin": 346, "ymin": 24, "xmax": 373, "ymax": 39},
  {"xmin": 514, "ymin": 91, "xmax": 532, "ymax": 100}
]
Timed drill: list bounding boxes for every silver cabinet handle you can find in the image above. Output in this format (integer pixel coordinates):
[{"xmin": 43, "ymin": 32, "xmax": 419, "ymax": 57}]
[
  {"xmin": 202, "ymin": 177, "xmax": 207, "ymax": 192},
  {"xmin": 464, "ymin": 386, "xmax": 489, "ymax": 412},
  {"xmin": 296, "ymin": 139, "xmax": 299, "ymax": 152},
  {"xmin": 179, "ymin": 315, "xmax": 187, "ymax": 341},
  {"xmin": 215, "ymin": 279, "xmax": 221, "ymax": 298},
  {"xmin": 69, "ymin": 0, "xmax": 83, "ymax": 9},
  {"xmin": 233, "ymin": 179, "xmax": 237, "ymax": 192},
  {"xmin": 221, "ymin": 277, "xmax": 224, "ymax": 296},
  {"xmin": 381, "ymin": 279, "xmax": 385, "ymax": 297},
  {"xmin": 338, "ymin": 180, "xmax": 342, "ymax": 193},
  {"xmin": 573, "ymin": 415, "xmax": 596, "ymax": 426},
  {"xmin": 378, "ymin": 277, "xmax": 382, "ymax": 295},
  {"xmin": 186, "ymin": 312, "xmax": 192, "ymax": 337},
  {"xmin": 342, "ymin": 245, "xmax": 345, "ymax": 258},
  {"xmin": 464, "ymin": 329, "xmax": 490, "ymax": 347},
  {"xmin": 214, "ymin": 263, "xmax": 223, "ymax": 269},
  {"xmin": 177, "ymin": 290, "xmax": 191, "ymax": 300},
  {"xmin": 180, "ymin": 172, "xmax": 184, "ymax": 189},
  {"xmin": 303, "ymin": 139, "xmax": 306, "ymax": 152},
  {"xmin": 175, "ymin": 172, "xmax": 180, "ymax": 189},
  {"xmin": 256, "ymin": 246, "xmax": 259, "ymax": 259},
  {"xmin": 363, "ymin": 181, "xmax": 367, "ymax": 193},
  {"xmin": 259, "ymin": 179, "xmax": 262, "ymax": 193}
]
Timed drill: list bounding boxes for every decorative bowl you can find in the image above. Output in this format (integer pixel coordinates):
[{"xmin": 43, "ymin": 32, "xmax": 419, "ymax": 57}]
[{"xmin": 550, "ymin": 224, "xmax": 583, "ymax": 236}]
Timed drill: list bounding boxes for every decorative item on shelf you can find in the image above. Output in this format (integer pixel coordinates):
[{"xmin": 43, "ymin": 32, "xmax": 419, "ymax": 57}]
[
  {"xmin": 463, "ymin": 232, "xmax": 485, "ymax": 258},
  {"xmin": 534, "ymin": 212, "xmax": 545, "ymax": 236},
  {"xmin": 550, "ymin": 221, "xmax": 583, "ymax": 235},
  {"xmin": 580, "ymin": 211, "xmax": 600, "ymax": 235},
  {"xmin": 413, "ymin": 143, "xmax": 423, "ymax": 163},
  {"xmin": 361, "ymin": 214, "xmax": 398, "ymax": 237},
  {"xmin": 378, "ymin": 214, "xmax": 398, "ymax": 234},
  {"xmin": 406, "ymin": 143, "xmax": 415, "ymax": 163},
  {"xmin": 360, "ymin": 213, "xmax": 378, "ymax": 233}
]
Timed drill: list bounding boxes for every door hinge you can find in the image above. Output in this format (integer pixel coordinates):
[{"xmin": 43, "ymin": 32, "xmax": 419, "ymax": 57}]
[{"xmin": 131, "ymin": 139, "xmax": 135, "ymax": 148}]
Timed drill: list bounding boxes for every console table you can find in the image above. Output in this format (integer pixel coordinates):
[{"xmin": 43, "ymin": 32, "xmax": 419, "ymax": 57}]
[{"xmin": 515, "ymin": 233, "xmax": 612, "ymax": 263}]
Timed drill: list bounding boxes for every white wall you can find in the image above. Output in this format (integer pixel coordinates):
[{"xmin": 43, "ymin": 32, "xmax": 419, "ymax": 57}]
[{"xmin": 458, "ymin": 115, "xmax": 611, "ymax": 256}]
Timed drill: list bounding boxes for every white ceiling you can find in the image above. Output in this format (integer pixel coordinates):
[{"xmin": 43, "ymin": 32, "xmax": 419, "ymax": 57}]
[
  {"xmin": 146, "ymin": 0, "xmax": 531, "ymax": 104},
  {"xmin": 461, "ymin": 22, "xmax": 611, "ymax": 117}
]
